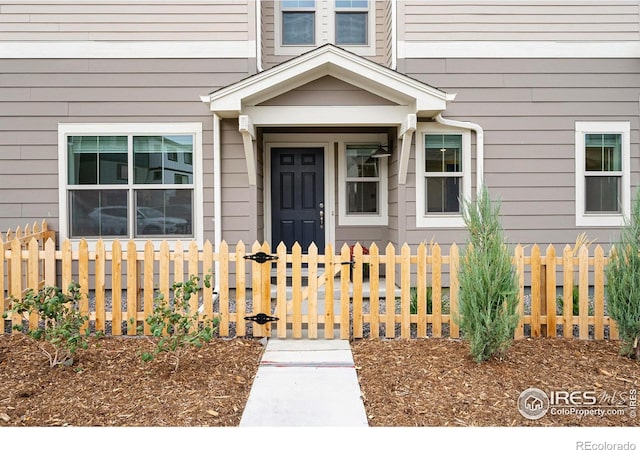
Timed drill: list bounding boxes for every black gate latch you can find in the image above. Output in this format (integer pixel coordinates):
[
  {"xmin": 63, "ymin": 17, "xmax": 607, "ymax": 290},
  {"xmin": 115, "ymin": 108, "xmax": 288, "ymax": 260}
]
[
  {"xmin": 243, "ymin": 252, "xmax": 278, "ymax": 264},
  {"xmin": 245, "ymin": 313, "xmax": 279, "ymax": 325}
]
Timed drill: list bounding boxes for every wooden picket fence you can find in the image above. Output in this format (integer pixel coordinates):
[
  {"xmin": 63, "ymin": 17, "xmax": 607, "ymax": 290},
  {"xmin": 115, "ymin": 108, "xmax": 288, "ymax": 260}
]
[{"xmin": 1, "ymin": 235, "xmax": 618, "ymax": 340}]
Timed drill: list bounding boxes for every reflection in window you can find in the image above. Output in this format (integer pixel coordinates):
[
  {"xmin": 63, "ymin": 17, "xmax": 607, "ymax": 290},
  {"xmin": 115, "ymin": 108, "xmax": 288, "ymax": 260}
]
[
  {"xmin": 282, "ymin": 0, "xmax": 315, "ymax": 45},
  {"xmin": 67, "ymin": 133, "xmax": 194, "ymax": 239},
  {"xmin": 424, "ymin": 134, "xmax": 463, "ymax": 214},
  {"xmin": 584, "ymin": 133, "xmax": 622, "ymax": 213},
  {"xmin": 346, "ymin": 144, "xmax": 379, "ymax": 214},
  {"xmin": 335, "ymin": 0, "xmax": 368, "ymax": 45}
]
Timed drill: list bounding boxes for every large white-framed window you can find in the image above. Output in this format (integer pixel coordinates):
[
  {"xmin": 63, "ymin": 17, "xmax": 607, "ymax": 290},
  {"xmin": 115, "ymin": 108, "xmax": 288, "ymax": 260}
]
[
  {"xmin": 275, "ymin": 0, "xmax": 375, "ymax": 56},
  {"xmin": 338, "ymin": 136, "xmax": 388, "ymax": 226},
  {"xmin": 575, "ymin": 121, "xmax": 630, "ymax": 227},
  {"xmin": 58, "ymin": 123, "xmax": 203, "ymax": 244},
  {"xmin": 416, "ymin": 124, "xmax": 471, "ymax": 228}
]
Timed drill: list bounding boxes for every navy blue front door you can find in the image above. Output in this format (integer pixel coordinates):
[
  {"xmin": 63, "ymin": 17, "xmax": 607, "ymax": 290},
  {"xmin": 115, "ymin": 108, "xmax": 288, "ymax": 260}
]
[{"xmin": 271, "ymin": 147, "xmax": 325, "ymax": 250}]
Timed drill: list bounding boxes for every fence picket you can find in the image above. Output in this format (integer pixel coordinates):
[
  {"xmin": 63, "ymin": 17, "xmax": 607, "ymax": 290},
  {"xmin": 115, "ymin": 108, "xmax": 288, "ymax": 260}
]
[
  {"xmin": 10, "ymin": 239, "xmax": 22, "ymax": 331},
  {"xmin": 235, "ymin": 241, "xmax": 247, "ymax": 337},
  {"xmin": 202, "ymin": 240, "xmax": 214, "ymax": 328},
  {"xmin": 578, "ymin": 246, "xmax": 589, "ymax": 340},
  {"xmin": 594, "ymin": 245, "xmax": 605, "ymax": 340},
  {"xmin": 384, "ymin": 243, "xmax": 396, "ymax": 338},
  {"xmin": 95, "ymin": 240, "xmax": 106, "ymax": 333},
  {"xmin": 219, "ymin": 240, "xmax": 230, "ymax": 337},
  {"xmin": 449, "ymin": 243, "xmax": 460, "ymax": 338},
  {"xmin": 324, "ymin": 243, "xmax": 336, "ymax": 339},
  {"xmin": 143, "ymin": 241, "xmax": 154, "ymax": 335},
  {"xmin": 275, "ymin": 242, "xmax": 287, "ymax": 338},
  {"xmin": 514, "ymin": 244, "xmax": 525, "ymax": 339},
  {"xmin": 308, "ymin": 243, "xmax": 318, "ymax": 339},
  {"xmin": 545, "ymin": 244, "xmax": 557, "ymax": 337},
  {"xmin": 531, "ymin": 244, "xmax": 541, "ymax": 338},
  {"xmin": 111, "ymin": 240, "xmax": 122, "ymax": 336},
  {"xmin": 416, "ymin": 242, "xmax": 427, "ymax": 338},
  {"xmin": 563, "ymin": 244, "xmax": 574, "ymax": 338},
  {"xmin": 260, "ymin": 242, "xmax": 272, "ymax": 336},
  {"xmin": 340, "ymin": 244, "xmax": 350, "ymax": 340},
  {"xmin": 27, "ymin": 238, "xmax": 39, "ymax": 331},
  {"xmin": 126, "ymin": 240, "xmax": 137, "ymax": 336},
  {"xmin": 292, "ymin": 243, "xmax": 302, "ymax": 339},
  {"xmin": 431, "ymin": 243, "xmax": 442, "ymax": 339},
  {"xmin": 352, "ymin": 243, "xmax": 364, "ymax": 339}
]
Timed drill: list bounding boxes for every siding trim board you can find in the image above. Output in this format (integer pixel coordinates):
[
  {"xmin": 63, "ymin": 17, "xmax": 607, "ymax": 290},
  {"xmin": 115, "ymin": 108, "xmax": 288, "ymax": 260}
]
[
  {"xmin": 399, "ymin": 41, "xmax": 640, "ymax": 59},
  {"xmin": 0, "ymin": 40, "xmax": 257, "ymax": 59}
]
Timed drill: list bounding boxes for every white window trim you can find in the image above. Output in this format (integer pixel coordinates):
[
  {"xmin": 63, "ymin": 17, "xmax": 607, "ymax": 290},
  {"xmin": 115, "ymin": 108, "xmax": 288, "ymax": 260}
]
[
  {"xmin": 338, "ymin": 134, "xmax": 388, "ymax": 226},
  {"xmin": 575, "ymin": 121, "xmax": 631, "ymax": 227},
  {"xmin": 415, "ymin": 124, "xmax": 471, "ymax": 228},
  {"xmin": 58, "ymin": 122, "xmax": 204, "ymax": 249},
  {"xmin": 274, "ymin": 0, "xmax": 375, "ymax": 57}
]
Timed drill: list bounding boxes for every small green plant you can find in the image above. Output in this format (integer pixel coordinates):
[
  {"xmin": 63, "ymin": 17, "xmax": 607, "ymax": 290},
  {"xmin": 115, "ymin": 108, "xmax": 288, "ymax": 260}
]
[
  {"xmin": 4, "ymin": 282, "xmax": 91, "ymax": 367},
  {"xmin": 456, "ymin": 187, "xmax": 520, "ymax": 363},
  {"xmin": 410, "ymin": 286, "xmax": 433, "ymax": 315},
  {"xmin": 140, "ymin": 274, "xmax": 218, "ymax": 371},
  {"xmin": 556, "ymin": 286, "xmax": 594, "ymax": 316},
  {"xmin": 606, "ymin": 187, "xmax": 640, "ymax": 360}
]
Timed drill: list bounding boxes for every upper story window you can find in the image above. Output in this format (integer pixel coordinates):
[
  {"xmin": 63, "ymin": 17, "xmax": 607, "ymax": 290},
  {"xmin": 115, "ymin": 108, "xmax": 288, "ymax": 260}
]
[
  {"xmin": 282, "ymin": 0, "xmax": 316, "ymax": 46},
  {"xmin": 575, "ymin": 122, "xmax": 630, "ymax": 227},
  {"xmin": 275, "ymin": 0, "xmax": 375, "ymax": 56},
  {"xmin": 335, "ymin": 0, "xmax": 369, "ymax": 45},
  {"xmin": 59, "ymin": 123, "xmax": 203, "ymax": 244}
]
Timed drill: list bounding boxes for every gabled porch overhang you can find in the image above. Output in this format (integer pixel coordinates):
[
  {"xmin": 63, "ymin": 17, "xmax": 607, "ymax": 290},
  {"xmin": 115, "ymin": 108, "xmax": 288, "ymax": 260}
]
[{"xmin": 201, "ymin": 44, "xmax": 457, "ymax": 186}]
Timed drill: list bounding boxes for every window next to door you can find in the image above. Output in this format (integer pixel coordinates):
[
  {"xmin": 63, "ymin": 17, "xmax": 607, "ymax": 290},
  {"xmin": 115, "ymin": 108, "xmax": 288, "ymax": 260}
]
[
  {"xmin": 416, "ymin": 124, "xmax": 471, "ymax": 228},
  {"xmin": 58, "ymin": 123, "xmax": 203, "ymax": 243},
  {"xmin": 338, "ymin": 141, "xmax": 388, "ymax": 226},
  {"xmin": 575, "ymin": 121, "xmax": 630, "ymax": 227}
]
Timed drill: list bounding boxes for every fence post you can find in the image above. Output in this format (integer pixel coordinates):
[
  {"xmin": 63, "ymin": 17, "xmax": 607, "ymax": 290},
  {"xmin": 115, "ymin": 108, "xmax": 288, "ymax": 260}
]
[
  {"xmin": 416, "ymin": 242, "xmax": 427, "ymax": 338},
  {"xmin": 449, "ymin": 243, "xmax": 460, "ymax": 339},
  {"xmin": 219, "ymin": 240, "xmax": 230, "ymax": 337},
  {"xmin": 594, "ymin": 245, "xmax": 605, "ymax": 340},
  {"xmin": 432, "ymin": 243, "xmax": 442, "ymax": 338},
  {"xmin": 531, "ymin": 244, "xmax": 541, "ymax": 338},
  {"xmin": 308, "ymin": 243, "xmax": 318, "ymax": 339},
  {"xmin": 291, "ymin": 242, "xmax": 302, "ymax": 339},
  {"xmin": 578, "ymin": 246, "xmax": 589, "ymax": 340},
  {"xmin": 340, "ymin": 244, "xmax": 351, "ymax": 339},
  {"xmin": 562, "ymin": 244, "xmax": 574, "ymax": 338},
  {"xmin": 324, "ymin": 243, "xmax": 336, "ymax": 339},
  {"xmin": 143, "ymin": 241, "xmax": 154, "ymax": 336},
  {"xmin": 236, "ymin": 241, "xmax": 247, "ymax": 337}
]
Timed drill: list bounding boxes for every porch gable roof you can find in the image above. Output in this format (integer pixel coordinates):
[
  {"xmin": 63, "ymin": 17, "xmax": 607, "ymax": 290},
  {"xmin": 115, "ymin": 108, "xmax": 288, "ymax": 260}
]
[{"xmin": 201, "ymin": 44, "xmax": 455, "ymax": 121}]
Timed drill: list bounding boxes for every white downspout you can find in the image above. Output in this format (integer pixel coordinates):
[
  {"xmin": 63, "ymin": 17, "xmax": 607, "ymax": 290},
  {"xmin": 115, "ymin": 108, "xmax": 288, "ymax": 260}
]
[
  {"xmin": 391, "ymin": 0, "xmax": 397, "ymax": 70},
  {"xmin": 213, "ymin": 113, "xmax": 222, "ymax": 295},
  {"xmin": 434, "ymin": 113, "xmax": 484, "ymax": 194},
  {"xmin": 256, "ymin": 0, "xmax": 263, "ymax": 72}
]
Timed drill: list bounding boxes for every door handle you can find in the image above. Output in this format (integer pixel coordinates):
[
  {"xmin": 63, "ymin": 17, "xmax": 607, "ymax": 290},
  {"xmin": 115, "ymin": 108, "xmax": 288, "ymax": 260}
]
[{"xmin": 319, "ymin": 203, "xmax": 324, "ymax": 229}]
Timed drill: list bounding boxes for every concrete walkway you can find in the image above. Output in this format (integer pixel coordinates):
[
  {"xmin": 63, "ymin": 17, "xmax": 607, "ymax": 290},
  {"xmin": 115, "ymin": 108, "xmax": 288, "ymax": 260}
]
[{"xmin": 239, "ymin": 339, "xmax": 369, "ymax": 427}]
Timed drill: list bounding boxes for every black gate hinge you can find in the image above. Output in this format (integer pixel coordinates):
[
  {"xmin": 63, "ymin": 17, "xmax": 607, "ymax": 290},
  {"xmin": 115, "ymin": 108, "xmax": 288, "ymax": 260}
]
[
  {"xmin": 245, "ymin": 313, "xmax": 279, "ymax": 325},
  {"xmin": 243, "ymin": 252, "xmax": 278, "ymax": 264}
]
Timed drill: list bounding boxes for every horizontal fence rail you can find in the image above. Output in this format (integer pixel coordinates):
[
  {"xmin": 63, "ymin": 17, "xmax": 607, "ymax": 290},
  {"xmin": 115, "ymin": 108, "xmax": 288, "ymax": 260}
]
[{"xmin": 2, "ymin": 237, "xmax": 618, "ymax": 340}]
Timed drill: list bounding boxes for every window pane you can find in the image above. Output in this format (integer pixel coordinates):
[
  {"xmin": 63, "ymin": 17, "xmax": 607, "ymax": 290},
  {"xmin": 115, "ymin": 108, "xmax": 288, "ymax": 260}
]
[
  {"xmin": 283, "ymin": 12, "xmax": 314, "ymax": 45},
  {"xmin": 336, "ymin": 0, "xmax": 368, "ymax": 7},
  {"xmin": 585, "ymin": 134, "xmax": 622, "ymax": 172},
  {"xmin": 585, "ymin": 176, "xmax": 620, "ymax": 213},
  {"xmin": 69, "ymin": 189, "xmax": 128, "ymax": 237},
  {"xmin": 134, "ymin": 135, "xmax": 193, "ymax": 184},
  {"xmin": 347, "ymin": 181, "xmax": 378, "ymax": 213},
  {"xmin": 68, "ymin": 136, "xmax": 127, "ymax": 184},
  {"xmin": 136, "ymin": 189, "xmax": 192, "ymax": 236},
  {"xmin": 346, "ymin": 145, "xmax": 378, "ymax": 177},
  {"xmin": 425, "ymin": 135, "xmax": 462, "ymax": 172},
  {"xmin": 426, "ymin": 177, "xmax": 461, "ymax": 213},
  {"xmin": 283, "ymin": 0, "xmax": 315, "ymax": 7},
  {"xmin": 336, "ymin": 12, "xmax": 367, "ymax": 45}
]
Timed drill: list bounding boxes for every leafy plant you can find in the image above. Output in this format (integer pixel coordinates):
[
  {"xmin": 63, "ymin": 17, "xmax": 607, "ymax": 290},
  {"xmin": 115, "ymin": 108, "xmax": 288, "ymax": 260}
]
[
  {"xmin": 410, "ymin": 286, "xmax": 433, "ymax": 315},
  {"xmin": 456, "ymin": 187, "xmax": 520, "ymax": 362},
  {"xmin": 556, "ymin": 286, "xmax": 594, "ymax": 317},
  {"xmin": 4, "ymin": 282, "xmax": 91, "ymax": 367},
  {"xmin": 605, "ymin": 187, "xmax": 640, "ymax": 360},
  {"xmin": 140, "ymin": 274, "xmax": 219, "ymax": 371}
]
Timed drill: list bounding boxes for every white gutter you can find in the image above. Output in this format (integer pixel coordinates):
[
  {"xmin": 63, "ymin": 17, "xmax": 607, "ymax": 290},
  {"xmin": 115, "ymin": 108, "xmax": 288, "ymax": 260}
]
[
  {"xmin": 213, "ymin": 113, "xmax": 222, "ymax": 295},
  {"xmin": 256, "ymin": 0, "xmax": 263, "ymax": 72},
  {"xmin": 434, "ymin": 113, "xmax": 484, "ymax": 194}
]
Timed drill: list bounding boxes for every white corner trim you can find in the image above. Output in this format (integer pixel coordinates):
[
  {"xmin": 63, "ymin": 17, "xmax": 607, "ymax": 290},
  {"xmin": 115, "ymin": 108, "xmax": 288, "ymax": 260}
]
[
  {"xmin": 239, "ymin": 115, "xmax": 257, "ymax": 186},
  {"xmin": 398, "ymin": 40, "xmax": 640, "ymax": 59},
  {"xmin": 397, "ymin": 113, "xmax": 417, "ymax": 185},
  {"xmin": 0, "ymin": 40, "xmax": 256, "ymax": 59}
]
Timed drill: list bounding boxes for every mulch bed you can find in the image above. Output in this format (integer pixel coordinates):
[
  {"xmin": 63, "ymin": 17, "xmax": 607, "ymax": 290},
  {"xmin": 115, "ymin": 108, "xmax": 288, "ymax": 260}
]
[{"xmin": 0, "ymin": 334, "xmax": 637, "ymax": 427}]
